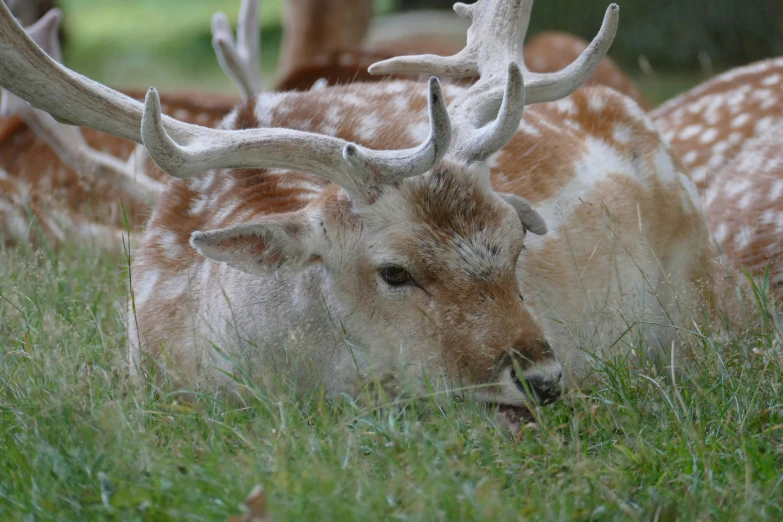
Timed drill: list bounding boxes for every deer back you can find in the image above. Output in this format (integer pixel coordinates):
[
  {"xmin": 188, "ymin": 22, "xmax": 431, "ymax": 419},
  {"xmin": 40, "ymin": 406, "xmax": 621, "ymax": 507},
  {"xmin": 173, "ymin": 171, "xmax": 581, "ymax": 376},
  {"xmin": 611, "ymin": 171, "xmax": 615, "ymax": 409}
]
[
  {"xmin": 0, "ymin": 90, "xmax": 237, "ymax": 246},
  {"xmin": 652, "ymin": 57, "xmax": 783, "ymax": 193}
]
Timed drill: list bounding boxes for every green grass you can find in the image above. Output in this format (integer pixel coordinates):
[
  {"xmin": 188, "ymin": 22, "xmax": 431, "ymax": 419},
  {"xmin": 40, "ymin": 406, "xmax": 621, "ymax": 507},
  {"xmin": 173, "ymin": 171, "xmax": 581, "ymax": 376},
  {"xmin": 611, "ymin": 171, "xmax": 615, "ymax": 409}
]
[{"xmin": 1, "ymin": 236, "xmax": 782, "ymax": 520}]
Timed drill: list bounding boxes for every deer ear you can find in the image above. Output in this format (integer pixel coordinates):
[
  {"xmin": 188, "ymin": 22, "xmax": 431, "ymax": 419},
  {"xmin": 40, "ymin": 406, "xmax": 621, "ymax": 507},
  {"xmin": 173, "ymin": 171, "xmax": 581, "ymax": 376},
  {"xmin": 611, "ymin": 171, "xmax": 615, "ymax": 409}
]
[
  {"xmin": 499, "ymin": 193, "xmax": 548, "ymax": 236},
  {"xmin": 190, "ymin": 212, "xmax": 323, "ymax": 277}
]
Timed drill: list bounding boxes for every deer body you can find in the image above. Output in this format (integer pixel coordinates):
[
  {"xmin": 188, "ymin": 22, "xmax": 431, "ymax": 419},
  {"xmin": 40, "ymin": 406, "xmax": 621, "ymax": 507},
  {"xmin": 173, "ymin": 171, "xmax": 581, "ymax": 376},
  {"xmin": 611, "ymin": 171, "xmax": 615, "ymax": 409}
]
[
  {"xmin": 0, "ymin": 90, "xmax": 237, "ymax": 246},
  {"xmin": 651, "ymin": 57, "xmax": 783, "ymax": 293},
  {"xmin": 128, "ymin": 81, "xmax": 710, "ymax": 396},
  {"xmin": 652, "ymin": 57, "xmax": 783, "ymax": 193}
]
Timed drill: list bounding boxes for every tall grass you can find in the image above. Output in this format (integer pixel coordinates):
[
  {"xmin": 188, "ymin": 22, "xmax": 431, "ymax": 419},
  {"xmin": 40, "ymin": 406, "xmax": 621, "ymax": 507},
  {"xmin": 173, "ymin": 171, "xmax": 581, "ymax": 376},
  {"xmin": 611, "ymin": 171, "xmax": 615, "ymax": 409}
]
[{"xmin": 1, "ymin": 235, "xmax": 782, "ymax": 520}]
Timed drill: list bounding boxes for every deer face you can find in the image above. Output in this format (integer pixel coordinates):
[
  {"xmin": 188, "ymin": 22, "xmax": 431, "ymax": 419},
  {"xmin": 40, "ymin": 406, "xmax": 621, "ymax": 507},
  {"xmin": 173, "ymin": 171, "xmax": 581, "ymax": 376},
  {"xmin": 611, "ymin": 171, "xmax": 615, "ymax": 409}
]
[{"xmin": 190, "ymin": 161, "xmax": 563, "ymax": 408}]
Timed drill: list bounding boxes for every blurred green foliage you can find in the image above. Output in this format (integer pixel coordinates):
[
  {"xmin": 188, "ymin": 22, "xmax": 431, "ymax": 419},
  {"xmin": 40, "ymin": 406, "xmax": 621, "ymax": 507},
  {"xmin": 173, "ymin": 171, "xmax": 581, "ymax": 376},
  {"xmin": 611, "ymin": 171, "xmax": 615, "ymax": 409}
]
[{"xmin": 398, "ymin": 0, "xmax": 783, "ymax": 70}]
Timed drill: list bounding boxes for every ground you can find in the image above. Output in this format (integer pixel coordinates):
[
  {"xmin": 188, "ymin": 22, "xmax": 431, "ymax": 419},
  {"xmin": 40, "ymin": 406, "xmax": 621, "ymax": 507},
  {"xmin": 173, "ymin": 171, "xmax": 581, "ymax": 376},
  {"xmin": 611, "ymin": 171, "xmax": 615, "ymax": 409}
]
[{"xmin": 1, "ymin": 2, "xmax": 782, "ymax": 520}]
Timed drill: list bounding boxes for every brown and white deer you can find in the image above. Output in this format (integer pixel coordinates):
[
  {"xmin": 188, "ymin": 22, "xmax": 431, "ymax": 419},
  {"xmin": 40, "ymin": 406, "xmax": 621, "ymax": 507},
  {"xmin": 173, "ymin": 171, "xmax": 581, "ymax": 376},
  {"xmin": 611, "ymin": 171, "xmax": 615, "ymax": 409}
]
[
  {"xmin": 0, "ymin": 0, "xmax": 713, "ymax": 419},
  {"xmin": 652, "ymin": 58, "xmax": 783, "ymax": 294}
]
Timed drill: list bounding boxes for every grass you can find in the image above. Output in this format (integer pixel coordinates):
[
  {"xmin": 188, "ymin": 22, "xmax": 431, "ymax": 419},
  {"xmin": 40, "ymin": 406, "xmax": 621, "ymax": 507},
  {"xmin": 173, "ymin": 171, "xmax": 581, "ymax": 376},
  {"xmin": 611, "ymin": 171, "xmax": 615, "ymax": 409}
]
[{"xmin": 1, "ymin": 234, "xmax": 783, "ymax": 521}]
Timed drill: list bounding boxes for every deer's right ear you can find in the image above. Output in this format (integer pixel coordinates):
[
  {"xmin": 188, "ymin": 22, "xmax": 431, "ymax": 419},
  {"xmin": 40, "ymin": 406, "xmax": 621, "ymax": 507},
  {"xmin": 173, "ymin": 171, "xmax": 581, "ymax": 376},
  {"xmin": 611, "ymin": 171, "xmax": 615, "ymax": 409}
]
[{"xmin": 190, "ymin": 211, "xmax": 324, "ymax": 278}]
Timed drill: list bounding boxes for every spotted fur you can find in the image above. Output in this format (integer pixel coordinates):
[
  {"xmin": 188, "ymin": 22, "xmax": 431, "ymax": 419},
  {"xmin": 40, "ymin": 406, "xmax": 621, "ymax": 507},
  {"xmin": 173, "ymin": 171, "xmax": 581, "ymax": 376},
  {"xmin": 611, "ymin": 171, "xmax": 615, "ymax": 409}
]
[
  {"xmin": 0, "ymin": 90, "xmax": 237, "ymax": 247},
  {"xmin": 652, "ymin": 57, "xmax": 783, "ymax": 297}
]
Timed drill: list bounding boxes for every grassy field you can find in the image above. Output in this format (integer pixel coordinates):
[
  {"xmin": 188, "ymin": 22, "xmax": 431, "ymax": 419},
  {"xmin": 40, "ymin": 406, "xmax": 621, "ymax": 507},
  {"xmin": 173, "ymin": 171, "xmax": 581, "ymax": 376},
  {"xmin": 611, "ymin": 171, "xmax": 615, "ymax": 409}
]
[
  {"xmin": 2, "ymin": 236, "xmax": 783, "ymax": 521},
  {"xmin": 2, "ymin": 2, "xmax": 782, "ymax": 521}
]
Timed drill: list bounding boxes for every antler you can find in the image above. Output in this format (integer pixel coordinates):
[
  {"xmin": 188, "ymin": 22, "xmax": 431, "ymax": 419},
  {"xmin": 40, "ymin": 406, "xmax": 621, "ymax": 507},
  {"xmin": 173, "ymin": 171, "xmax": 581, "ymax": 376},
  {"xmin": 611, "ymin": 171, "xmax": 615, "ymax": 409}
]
[
  {"xmin": 141, "ymin": 77, "xmax": 450, "ymax": 201},
  {"xmin": 212, "ymin": 0, "xmax": 263, "ymax": 99},
  {"xmin": 369, "ymin": 0, "xmax": 619, "ymax": 162},
  {"xmin": 0, "ymin": 9, "xmax": 164, "ymax": 205},
  {"xmin": 0, "ymin": 1, "xmax": 451, "ymax": 204}
]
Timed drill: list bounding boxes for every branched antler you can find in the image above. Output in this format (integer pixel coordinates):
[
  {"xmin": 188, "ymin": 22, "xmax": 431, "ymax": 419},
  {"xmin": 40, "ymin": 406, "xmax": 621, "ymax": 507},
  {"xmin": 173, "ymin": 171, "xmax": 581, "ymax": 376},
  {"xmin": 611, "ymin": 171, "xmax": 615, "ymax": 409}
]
[
  {"xmin": 0, "ymin": 9, "xmax": 164, "ymax": 205},
  {"xmin": 369, "ymin": 0, "xmax": 619, "ymax": 162},
  {"xmin": 212, "ymin": 0, "xmax": 263, "ymax": 99}
]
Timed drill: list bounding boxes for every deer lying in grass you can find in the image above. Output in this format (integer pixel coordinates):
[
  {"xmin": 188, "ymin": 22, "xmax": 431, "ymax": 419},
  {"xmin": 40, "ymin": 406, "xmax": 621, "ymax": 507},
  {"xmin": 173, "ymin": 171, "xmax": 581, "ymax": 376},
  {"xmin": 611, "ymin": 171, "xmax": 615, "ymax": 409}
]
[
  {"xmin": 0, "ymin": 0, "xmax": 713, "ymax": 423},
  {"xmin": 652, "ymin": 58, "xmax": 783, "ymax": 294}
]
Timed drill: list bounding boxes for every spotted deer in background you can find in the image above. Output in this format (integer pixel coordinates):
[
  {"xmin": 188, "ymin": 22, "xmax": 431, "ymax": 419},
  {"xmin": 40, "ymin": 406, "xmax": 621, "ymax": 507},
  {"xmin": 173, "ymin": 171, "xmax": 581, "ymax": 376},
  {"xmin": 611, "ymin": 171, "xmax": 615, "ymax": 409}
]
[
  {"xmin": 652, "ymin": 58, "xmax": 783, "ymax": 294},
  {"xmin": 0, "ymin": 0, "xmax": 713, "ymax": 422},
  {"xmin": 0, "ymin": 7, "xmax": 252, "ymax": 246}
]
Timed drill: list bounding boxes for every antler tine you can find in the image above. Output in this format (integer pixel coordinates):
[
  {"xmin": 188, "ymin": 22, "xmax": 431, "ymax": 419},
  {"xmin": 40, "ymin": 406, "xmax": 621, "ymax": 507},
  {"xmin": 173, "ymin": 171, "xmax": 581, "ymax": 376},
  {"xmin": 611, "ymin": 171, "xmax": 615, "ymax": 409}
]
[
  {"xmin": 141, "ymin": 77, "xmax": 451, "ymax": 202},
  {"xmin": 212, "ymin": 0, "xmax": 263, "ymax": 99},
  {"xmin": 0, "ymin": 1, "xmax": 449, "ymax": 204},
  {"xmin": 0, "ymin": 8, "xmax": 165, "ymax": 204},
  {"xmin": 369, "ymin": 0, "xmax": 619, "ymax": 162}
]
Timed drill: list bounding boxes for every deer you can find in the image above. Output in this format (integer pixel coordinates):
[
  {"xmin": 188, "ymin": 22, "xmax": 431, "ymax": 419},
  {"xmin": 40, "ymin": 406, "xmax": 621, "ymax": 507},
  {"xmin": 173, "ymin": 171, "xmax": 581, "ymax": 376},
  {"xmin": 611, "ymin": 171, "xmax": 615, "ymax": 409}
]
[
  {"xmin": 651, "ymin": 57, "xmax": 783, "ymax": 296},
  {"xmin": 0, "ymin": 0, "xmax": 713, "ymax": 425},
  {"xmin": 0, "ymin": 7, "xmax": 247, "ymax": 246}
]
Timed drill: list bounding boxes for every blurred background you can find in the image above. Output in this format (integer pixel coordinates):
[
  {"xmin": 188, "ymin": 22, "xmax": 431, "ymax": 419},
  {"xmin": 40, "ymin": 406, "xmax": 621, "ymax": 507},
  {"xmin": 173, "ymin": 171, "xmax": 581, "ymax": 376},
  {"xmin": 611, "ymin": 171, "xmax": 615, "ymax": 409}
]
[{"xmin": 9, "ymin": 0, "xmax": 783, "ymax": 106}]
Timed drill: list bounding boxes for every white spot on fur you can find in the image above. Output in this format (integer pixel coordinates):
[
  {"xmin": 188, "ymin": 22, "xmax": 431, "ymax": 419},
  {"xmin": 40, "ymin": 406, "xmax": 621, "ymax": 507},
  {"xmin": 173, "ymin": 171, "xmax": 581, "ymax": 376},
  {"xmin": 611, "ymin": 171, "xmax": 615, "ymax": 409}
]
[
  {"xmin": 588, "ymin": 94, "xmax": 606, "ymax": 112},
  {"xmin": 699, "ymin": 127, "xmax": 718, "ymax": 144},
  {"xmin": 134, "ymin": 270, "xmax": 160, "ymax": 307},
  {"xmin": 733, "ymin": 229, "xmax": 752, "ymax": 251},
  {"xmin": 157, "ymin": 229, "xmax": 182, "ymax": 260},
  {"xmin": 406, "ymin": 121, "xmax": 429, "ymax": 142},
  {"xmin": 255, "ymin": 92, "xmax": 286, "ymax": 125},
  {"xmin": 357, "ymin": 115, "xmax": 381, "ymax": 141},
  {"xmin": 755, "ymin": 116, "xmax": 775, "ymax": 134},
  {"xmin": 769, "ymin": 180, "xmax": 783, "ymax": 201},
  {"xmin": 713, "ymin": 222, "xmax": 729, "ymax": 244},
  {"xmin": 552, "ymin": 98, "xmax": 578, "ymax": 116},
  {"xmin": 737, "ymin": 191, "xmax": 755, "ymax": 210},
  {"xmin": 725, "ymin": 179, "xmax": 751, "ymax": 198},
  {"xmin": 612, "ymin": 124, "xmax": 632, "ymax": 144},
  {"xmin": 761, "ymin": 73, "xmax": 781, "ymax": 86},
  {"xmin": 711, "ymin": 140, "xmax": 729, "ymax": 156},
  {"xmin": 731, "ymin": 113, "xmax": 750, "ymax": 128},
  {"xmin": 682, "ymin": 150, "xmax": 699, "ymax": 165},
  {"xmin": 679, "ymin": 124, "xmax": 702, "ymax": 140}
]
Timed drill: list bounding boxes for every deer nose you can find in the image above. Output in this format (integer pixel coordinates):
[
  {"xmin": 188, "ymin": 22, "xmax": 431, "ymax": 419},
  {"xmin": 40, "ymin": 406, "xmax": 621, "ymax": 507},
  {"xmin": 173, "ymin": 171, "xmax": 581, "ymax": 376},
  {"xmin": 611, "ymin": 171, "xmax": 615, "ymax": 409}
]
[{"xmin": 510, "ymin": 365, "xmax": 563, "ymax": 405}]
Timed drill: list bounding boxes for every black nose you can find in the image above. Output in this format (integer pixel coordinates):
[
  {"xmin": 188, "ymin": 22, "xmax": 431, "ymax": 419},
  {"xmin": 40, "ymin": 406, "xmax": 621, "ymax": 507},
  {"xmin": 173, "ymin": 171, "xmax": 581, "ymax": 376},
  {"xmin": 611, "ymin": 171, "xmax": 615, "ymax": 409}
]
[{"xmin": 511, "ymin": 370, "xmax": 562, "ymax": 405}]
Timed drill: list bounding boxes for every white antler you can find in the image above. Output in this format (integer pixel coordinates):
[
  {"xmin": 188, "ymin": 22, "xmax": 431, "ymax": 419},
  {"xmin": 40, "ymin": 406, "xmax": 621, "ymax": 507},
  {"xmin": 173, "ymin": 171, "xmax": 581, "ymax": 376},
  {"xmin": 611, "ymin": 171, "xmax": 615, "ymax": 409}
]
[
  {"xmin": 369, "ymin": 0, "xmax": 619, "ymax": 162},
  {"xmin": 212, "ymin": 0, "xmax": 263, "ymax": 99},
  {"xmin": 0, "ymin": 1, "xmax": 450, "ymax": 203},
  {"xmin": 0, "ymin": 9, "xmax": 164, "ymax": 205},
  {"xmin": 141, "ymin": 77, "xmax": 451, "ymax": 202}
]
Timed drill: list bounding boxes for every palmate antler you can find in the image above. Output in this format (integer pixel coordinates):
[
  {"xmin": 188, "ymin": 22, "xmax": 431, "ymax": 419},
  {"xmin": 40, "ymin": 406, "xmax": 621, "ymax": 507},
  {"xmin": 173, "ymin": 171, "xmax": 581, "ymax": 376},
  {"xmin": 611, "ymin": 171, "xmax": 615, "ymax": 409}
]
[
  {"xmin": 0, "ymin": 9, "xmax": 165, "ymax": 205},
  {"xmin": 369, "ymin": 0, "xmax": 619, "ymax": 162},
  {"xmin": 0, "ymin": 1, "xmax": 450, "ymax": 204}
]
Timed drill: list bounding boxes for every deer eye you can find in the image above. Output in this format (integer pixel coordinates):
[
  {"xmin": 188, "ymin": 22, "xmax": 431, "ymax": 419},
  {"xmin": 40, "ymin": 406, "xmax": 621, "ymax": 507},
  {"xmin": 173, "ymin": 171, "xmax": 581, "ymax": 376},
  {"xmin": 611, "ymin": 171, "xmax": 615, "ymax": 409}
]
[
  {"xmin": 379, "ymin": 266, "xmax": 414, "ymax": 287},
  {"xmin": 519, "ymin": 294, "xmax": 524, "ymax": 302}
]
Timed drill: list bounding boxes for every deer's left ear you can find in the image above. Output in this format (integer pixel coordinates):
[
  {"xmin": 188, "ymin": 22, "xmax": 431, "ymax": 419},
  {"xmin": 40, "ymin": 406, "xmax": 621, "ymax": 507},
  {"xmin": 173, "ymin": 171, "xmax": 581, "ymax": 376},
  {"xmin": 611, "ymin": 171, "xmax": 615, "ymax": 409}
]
[
  {"xmin": 499, "ymin": 193, "xmax": 548, "ymax": 235},
  {"xmin": 190, "ymin": 211, "xmax": 325, "ymax": 277}
]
